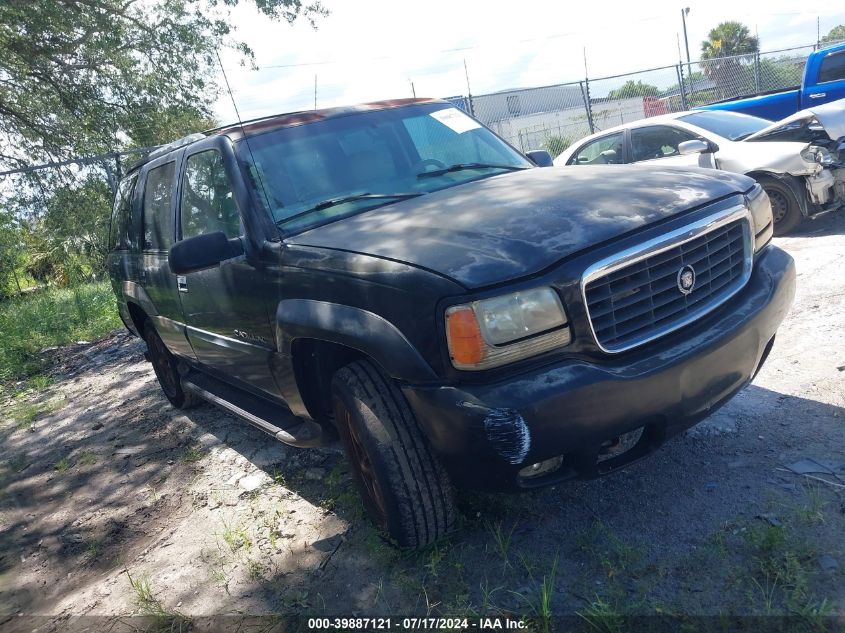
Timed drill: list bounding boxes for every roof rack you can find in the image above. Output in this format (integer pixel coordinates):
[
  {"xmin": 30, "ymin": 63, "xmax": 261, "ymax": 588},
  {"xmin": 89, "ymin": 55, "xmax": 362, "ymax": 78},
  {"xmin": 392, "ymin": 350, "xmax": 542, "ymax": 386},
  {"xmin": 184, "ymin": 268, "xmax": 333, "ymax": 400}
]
[
  {"xmin": 146, "ymin": 132, "xmax": 206, "ymax": 161},
  {"xmin": 124, "ymin": 132, "xmax": 206, "ymax": 173},
  {"xmin": 202, "ymin": 111, "xmax": 308, "ymax": 136}
]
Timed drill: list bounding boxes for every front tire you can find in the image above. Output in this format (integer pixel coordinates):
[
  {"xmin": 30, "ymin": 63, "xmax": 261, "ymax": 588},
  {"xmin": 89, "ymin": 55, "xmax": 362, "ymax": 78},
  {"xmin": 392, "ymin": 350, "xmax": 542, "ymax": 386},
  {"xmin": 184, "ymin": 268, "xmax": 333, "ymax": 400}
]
[
  {"xmin": 144, "ymin": 321, "xmax": 200, "ymax": 410},
  {"xmin": 760, "ymin": 178, "xmax": 803, "ymax": 236},
  {"xmin": 331, "ymin": 360, "xmax": 455, "ymax": 548}
]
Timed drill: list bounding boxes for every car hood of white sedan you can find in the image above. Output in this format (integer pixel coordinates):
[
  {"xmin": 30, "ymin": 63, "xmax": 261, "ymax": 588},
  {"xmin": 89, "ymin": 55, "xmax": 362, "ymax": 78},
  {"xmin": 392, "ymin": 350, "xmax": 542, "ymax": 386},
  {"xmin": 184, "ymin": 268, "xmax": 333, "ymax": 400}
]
[{"xmin": 744, "ymin": 98, "xmax": 845, "ymax": 141}]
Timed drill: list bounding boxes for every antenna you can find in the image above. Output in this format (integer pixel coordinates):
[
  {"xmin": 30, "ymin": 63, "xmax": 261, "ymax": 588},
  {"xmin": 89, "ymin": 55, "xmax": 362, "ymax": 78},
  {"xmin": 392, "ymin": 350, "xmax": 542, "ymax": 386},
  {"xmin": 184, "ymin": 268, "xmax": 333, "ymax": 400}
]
[{"xmin": 216, "ymin": 51, "xmax": 272, "ymax": 215}]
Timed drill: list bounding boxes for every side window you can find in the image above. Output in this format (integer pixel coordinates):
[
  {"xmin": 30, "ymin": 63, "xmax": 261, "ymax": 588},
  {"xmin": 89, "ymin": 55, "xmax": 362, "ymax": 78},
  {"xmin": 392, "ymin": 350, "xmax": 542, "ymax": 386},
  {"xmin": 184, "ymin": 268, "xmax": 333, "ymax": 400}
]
[
  {"xmin": 818, "ymin": 51, "xmax": 845, "ymax": 84},
  {"xmin": 142, "ymin": 162, "xmax": 176, "ymax": 251},
  {"xmin": 631, "ymin": 126, "xmax": 699, "ymax": 162},
  {"xmin": 567, "ymin": 132, "xmax": 625, "ymax": 165},
  {"xmin": 180, "ymin": 150, "xmax": 240, "ymax": 240},
  {"xmin": 110, "ymin": 173, "xmax": 138, "ymax": 250}
]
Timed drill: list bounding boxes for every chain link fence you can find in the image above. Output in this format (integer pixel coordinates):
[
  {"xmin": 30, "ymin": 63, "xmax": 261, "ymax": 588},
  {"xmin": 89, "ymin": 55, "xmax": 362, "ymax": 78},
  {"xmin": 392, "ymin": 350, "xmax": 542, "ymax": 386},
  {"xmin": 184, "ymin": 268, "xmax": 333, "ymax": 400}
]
[{"xmin": 462, "ymin": 43, "xmax": 829, "ymax": 155}]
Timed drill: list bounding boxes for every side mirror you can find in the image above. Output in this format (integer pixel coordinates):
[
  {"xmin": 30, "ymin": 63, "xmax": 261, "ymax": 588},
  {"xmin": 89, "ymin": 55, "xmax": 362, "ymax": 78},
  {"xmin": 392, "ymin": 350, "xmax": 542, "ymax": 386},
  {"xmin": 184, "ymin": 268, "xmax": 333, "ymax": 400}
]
[
  {"xmin": 678, "ymin": 139, "xmax": 711, "ymax": 156},
  {"xmin": 525, "ymin": 149, "xmax": 554, "ymax": 167},
  {"xmin": 168, "ymin": 231, "xmax": 244, "ymax": 275}
]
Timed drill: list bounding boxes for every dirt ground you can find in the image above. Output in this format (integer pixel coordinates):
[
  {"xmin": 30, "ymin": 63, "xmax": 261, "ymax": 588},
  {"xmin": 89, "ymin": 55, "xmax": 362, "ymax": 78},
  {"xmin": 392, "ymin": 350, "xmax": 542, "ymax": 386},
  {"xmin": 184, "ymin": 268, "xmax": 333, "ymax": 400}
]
[{"xmin": 1, "ymin": 211, "xmax": 844, "ymax": 630}]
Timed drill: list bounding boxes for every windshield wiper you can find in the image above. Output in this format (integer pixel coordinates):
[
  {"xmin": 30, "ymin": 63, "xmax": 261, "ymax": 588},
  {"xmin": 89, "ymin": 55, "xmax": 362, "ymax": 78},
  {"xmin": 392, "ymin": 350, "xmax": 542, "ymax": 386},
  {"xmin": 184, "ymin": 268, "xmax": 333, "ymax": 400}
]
[
  {"xmin": 416, "ymin": 163, "xmax": 530, "ymax": 179},
  {"xmin": 277, "ymin": 192, "xmax": 424, "ymax": 226}
]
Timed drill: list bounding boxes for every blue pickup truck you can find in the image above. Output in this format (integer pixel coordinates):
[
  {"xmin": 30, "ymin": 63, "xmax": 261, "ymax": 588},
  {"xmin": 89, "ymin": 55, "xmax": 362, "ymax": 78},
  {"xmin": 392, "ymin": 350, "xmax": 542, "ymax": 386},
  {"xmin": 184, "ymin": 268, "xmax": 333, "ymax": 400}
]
[{"xmin": 702, "ymin": 42, "xmax": 845, "ymax": 120}]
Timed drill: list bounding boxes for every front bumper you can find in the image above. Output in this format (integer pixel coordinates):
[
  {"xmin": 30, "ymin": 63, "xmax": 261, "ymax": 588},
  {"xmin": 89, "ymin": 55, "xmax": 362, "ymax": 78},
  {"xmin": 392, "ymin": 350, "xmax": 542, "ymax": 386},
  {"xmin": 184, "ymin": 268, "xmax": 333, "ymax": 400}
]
[{"xmin": 403, "ymin": 245, "xmax": 796, "ymax": 491}]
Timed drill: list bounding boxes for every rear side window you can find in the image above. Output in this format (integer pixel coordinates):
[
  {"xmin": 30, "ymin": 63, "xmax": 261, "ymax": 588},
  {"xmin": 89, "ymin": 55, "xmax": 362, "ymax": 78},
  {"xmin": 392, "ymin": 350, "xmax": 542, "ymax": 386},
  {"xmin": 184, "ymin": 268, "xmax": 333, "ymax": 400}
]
[
  {"xmin": 818, "ymin": 50, "xmax": 845, "ymax": 84},
  {"xmin": 180, "ymin": 150, "xmax": 240, "ymax": 239},
  {"xmin": 110, "ymin": 173, "xmax": 138, "ymax": 250},
  {"xmin": 142, "ymin": 162, "xmax": 176, "ymax": 251},
  {"xmin": 568, "ymin": 132, "xmax": 625, "ymax": 165}
]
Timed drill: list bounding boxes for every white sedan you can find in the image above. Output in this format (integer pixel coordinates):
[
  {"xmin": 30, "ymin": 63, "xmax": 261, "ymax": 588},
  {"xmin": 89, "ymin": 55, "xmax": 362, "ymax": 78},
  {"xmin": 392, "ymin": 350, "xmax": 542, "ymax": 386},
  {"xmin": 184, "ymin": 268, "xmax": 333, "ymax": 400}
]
[{"xmin": 554, "ymin": 102, "xmax": 845, "ymax": 234}]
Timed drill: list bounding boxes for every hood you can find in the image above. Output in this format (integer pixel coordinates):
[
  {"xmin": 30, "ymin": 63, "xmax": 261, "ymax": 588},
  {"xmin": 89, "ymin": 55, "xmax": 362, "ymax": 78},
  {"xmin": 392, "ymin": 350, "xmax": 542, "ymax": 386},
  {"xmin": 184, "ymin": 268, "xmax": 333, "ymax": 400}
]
[
  {"xmin": 287, "ymin": 166, "xmax": 752, "ymax": 289},
  {"xmin": 744, "ymin": 98, "xmax": 845, "ymax": 142}
]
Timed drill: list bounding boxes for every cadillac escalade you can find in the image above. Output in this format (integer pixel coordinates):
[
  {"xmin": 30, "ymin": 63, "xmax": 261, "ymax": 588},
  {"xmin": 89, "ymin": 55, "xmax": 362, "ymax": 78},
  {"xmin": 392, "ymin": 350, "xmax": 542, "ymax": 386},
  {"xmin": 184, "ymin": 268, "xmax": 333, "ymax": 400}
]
[{"xmin": 108, "ymin": 98, "xmax": 796, "ymax": 548}]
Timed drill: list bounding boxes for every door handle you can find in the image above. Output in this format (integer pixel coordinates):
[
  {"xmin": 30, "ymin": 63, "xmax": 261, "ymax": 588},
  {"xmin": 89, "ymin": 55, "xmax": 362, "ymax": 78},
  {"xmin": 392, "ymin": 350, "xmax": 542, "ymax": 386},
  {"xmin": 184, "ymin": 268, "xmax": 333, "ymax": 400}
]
[
  {"xmin": 177, "ymin": 276, "xmax": 188, "ymax": 293},
  {"xmin": 808, "ymin": 92, "xmax": 827, "ymax": 99}
]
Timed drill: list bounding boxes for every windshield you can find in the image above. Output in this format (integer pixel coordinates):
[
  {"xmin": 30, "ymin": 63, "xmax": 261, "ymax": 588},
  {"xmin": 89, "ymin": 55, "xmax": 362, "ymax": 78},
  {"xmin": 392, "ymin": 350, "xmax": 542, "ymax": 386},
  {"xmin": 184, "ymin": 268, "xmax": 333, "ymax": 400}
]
[
  {"xmin": 679, "ymin": 110, "xmax": 773, "ymax": 141},
  {"xmin": 235, "ymin": 103, "xmax": 532, "ymax": 233}
]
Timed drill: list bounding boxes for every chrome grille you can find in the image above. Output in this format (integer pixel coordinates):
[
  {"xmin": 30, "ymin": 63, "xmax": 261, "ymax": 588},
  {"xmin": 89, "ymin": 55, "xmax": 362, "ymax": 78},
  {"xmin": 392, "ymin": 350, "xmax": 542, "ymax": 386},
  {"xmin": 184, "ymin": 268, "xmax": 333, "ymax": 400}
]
[{"xmin": 583, "ymin": 209, "xmax": 753, "ymax": 353}]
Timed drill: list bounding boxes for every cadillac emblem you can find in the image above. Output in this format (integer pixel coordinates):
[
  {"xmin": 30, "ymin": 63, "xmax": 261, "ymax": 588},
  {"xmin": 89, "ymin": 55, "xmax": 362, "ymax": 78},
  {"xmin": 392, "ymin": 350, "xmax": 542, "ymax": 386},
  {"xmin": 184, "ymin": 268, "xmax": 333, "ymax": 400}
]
[{"xmin": 677, "ymin": 265, "xmax": 696, "ymax": 295}]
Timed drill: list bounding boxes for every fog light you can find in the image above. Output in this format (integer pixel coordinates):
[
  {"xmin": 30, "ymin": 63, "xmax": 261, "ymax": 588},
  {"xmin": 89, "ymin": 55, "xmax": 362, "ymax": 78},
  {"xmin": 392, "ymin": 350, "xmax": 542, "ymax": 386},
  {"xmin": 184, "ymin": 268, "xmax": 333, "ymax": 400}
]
[{"xmin": 518, "ymin": 455, "xmax": 564, "ymax": 479}]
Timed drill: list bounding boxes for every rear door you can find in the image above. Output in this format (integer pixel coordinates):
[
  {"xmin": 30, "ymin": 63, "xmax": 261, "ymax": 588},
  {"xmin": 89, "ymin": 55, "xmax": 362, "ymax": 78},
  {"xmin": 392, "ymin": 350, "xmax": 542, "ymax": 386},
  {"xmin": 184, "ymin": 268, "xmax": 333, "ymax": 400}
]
[
  {"xmin": 174, "ymin": 139, "xmax": 282, "ymax": 398},
  {"xmin": 138, "ymin": 156, "xmax": 196, "ymax": 359}
]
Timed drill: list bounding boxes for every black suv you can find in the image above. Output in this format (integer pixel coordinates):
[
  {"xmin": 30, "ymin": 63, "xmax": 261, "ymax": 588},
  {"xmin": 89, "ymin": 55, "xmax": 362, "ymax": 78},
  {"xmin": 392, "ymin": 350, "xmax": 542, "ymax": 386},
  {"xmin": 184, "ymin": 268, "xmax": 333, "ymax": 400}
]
[{"xmin": 109, "ymin": 98, "xmax": 796, "ymax": 547}]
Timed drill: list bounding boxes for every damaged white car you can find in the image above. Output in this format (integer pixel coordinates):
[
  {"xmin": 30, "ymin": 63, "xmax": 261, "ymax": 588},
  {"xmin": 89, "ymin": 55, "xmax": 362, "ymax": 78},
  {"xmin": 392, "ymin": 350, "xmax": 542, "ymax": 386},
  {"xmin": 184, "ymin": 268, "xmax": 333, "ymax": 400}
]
[{"xmin": 554, "ymin": 100, "xmax": 845, "ymax": 234}]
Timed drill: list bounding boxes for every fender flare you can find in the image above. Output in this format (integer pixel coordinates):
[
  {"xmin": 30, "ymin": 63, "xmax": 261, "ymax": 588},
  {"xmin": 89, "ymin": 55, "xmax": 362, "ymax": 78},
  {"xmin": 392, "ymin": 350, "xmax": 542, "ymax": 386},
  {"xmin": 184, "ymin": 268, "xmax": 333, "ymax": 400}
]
[{"xmin": 275, "ymin": 299, "xmax": 438, "ymax": 384}]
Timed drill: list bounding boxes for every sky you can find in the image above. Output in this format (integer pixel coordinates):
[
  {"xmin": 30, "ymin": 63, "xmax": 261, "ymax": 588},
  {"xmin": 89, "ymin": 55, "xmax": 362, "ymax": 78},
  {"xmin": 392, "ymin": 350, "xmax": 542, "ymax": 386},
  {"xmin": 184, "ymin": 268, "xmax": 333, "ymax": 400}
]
[{"xmin": 214, "ymin": 0, "xmax": 845, "ymax": 122}]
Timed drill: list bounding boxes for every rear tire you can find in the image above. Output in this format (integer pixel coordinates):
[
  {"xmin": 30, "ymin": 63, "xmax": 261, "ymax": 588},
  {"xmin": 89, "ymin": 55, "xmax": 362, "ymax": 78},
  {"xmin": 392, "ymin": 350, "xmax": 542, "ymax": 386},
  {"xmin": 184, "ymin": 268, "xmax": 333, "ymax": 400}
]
[
  {"xmin": 760, "ymin": 178, "xmax": 803, "ymax": 236},
  {"xmin": 331, "ymin": 360, "xmax": 455, "ymax": 548},
  {"xmin": 143, "ymin": 321, "xmax": 200, "ymax": 410}
]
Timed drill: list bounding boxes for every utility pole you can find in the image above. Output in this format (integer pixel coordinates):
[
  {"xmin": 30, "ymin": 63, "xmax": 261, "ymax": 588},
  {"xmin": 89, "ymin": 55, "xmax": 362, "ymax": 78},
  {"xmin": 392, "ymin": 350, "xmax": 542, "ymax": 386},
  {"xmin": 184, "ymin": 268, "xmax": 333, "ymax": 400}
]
[
  {"xmin": 410, "ymin": 80, "xmax": 416, "ymax": 98},
  {"xmin": 681, "ymin": 7, "xmax": 692, "ymax": 84}
]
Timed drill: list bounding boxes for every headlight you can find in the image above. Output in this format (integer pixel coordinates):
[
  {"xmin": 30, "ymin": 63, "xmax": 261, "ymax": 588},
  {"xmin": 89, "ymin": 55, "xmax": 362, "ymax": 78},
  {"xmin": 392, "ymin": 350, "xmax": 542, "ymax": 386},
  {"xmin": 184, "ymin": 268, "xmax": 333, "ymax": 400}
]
[
  {"xmin": 445, "ymin": 287, "xmax": 571, "ymax": 370},
  {"xmin": 800, "ymin": 146, "xmax": 833, "ymax": 166},
  {"xmin": 746, "ymin": 184, "xmax": 773, "ymax": 253}
]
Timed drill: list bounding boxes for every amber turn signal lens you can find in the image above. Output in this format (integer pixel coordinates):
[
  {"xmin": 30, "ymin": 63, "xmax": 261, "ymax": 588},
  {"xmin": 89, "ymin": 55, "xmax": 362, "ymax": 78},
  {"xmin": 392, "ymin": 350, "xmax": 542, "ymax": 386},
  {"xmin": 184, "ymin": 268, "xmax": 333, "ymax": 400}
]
[{"xmin": 445, "ymin": 306, "xmax": 485, "ymax": 366}]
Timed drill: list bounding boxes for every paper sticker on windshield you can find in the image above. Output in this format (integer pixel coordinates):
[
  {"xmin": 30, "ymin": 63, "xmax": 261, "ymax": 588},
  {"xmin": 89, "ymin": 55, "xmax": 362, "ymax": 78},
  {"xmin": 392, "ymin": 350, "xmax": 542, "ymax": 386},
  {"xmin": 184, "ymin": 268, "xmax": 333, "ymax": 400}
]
[{"xmin": 430, "ymin": 108, "xmax": 481, "ymax": 134}]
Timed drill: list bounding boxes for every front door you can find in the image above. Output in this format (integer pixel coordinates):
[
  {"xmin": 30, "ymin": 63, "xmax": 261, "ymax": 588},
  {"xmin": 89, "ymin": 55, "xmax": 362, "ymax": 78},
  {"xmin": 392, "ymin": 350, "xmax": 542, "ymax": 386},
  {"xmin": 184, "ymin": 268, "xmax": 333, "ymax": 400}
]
[
  {"xmin": 174, "ymin": 144, "xmax": 281, "ymax": 398},
  {"xmin": 629, "ymin": 125, "xmax": 716, "ymax": 169}
]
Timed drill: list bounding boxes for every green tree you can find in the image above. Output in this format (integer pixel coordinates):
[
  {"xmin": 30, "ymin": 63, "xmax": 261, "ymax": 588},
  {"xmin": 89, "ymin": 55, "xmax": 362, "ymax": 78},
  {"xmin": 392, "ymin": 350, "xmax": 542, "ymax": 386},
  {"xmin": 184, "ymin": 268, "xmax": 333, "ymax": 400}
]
[
  {"xmin": 0, "ymin": 0, "xmax": 327, "ymax": 285},
  {"xmin": 820, "ymin": 25, "xmax": 845, "ymax": 46},
  {"xmin": 0, "ymin": 209, "xmax": 26, "ymax": 296},
  {"xmin": 543, "ymin": 134, "xmax": 572, "ymax": 157},
  {"xmin": 700, "ymin": 21, "xmax": 759, "ymax": 99},
  {"xmin": 0, "ymin": 0, "xmax": 327, "ymax": 168},
  {"xmin": 607, "ymin": 80, "xmax": 660, "ymax": 100}
]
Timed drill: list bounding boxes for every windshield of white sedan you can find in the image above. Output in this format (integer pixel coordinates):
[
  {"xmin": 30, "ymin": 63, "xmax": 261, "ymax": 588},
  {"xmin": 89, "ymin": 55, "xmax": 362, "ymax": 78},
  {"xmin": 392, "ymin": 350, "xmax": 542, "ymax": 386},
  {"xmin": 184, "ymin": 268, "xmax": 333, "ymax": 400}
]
[
  {"xmin": 679, "ymin": 111, "xmax": 772, "ymax": 141},
  {"xmin": 237, "ymin": 104, "xmax": 531, "ymax": 232}
]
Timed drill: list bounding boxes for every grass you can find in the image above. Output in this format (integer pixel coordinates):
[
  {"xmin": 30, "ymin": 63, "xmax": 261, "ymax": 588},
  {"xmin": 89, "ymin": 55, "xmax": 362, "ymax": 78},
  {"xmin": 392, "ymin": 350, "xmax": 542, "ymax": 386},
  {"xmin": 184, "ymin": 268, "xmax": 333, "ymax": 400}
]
[
  {"xmin": 28, "ymin": 374, "xmax": 53, "ymax": 391},
  {"xmin": 77, "ymin": 451, "xmax": 98, "ymax": 466},
  {"xmin": 577, "ymin": 596, "xmax": 624, "ymax": 633},
  {"xmin": 510, "ymin": 553, "xmax": 559, "ymax": 633},
  {"xmin": 7, "ymin": 394, "xmax": 65, "ymax": 431},
  {"xmin": 576, "ymin": 521, "xmax": 644, "ymax": 580},
  {"xmin": 485, "ymin": 519, "xmax": 518, "ymax": 568},
  {"xmin": 54, "ymin": 456, "xmax": 71, "ymax": 472},
  {"xmin": 220, "ymin": 521, "xmax": 252, "ymax": 553},
  {"xmin": 126, "ymin": 571, "xmax": 190, "ymax": 629},
  {"xmin": 0, "ymin": 281, "xmax": 121, "ymax": 380},
  {"xmin": 798, "ymin": 481, "xmax": 827, "ymax": 524},
  {"xmin": 181, "ymin": 445, "xmax": 205, "ymax": 463}
]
